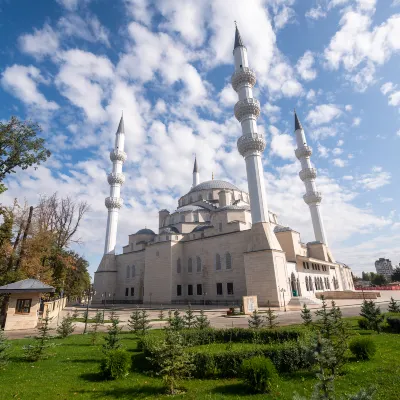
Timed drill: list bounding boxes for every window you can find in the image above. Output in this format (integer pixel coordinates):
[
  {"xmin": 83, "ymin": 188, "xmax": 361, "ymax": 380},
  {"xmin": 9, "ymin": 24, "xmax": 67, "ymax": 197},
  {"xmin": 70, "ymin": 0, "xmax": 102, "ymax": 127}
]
[
  {"xmin": 131, "ymin": 287, "xmax": 134, "ymax": 296},
  {"xmin": 196, "ymin": 256, "xmax": 202, "ymax": 272},
  {"xmin": 177, "ymin": 258, "xmax": 181, "ymax": 273},
  {"xmin": 309, "ymin": 276, "xmax": 314, "ymax": 291},
  {"xmin": 218, "ymin": 222, "xmax": 222, "ymax": 232},
  {"xmin": 320, "ymin": 278, "xmax": 324, "ymax": 290},
  {"xmin": 197, "ymin": 284, "xmax": 203, "ymax": 295},
  {"xmin": 126, "ymin": 265, "xmax": 130, "ymax": 279},
  {"xmin": 216, "ymin": 253, "xmax": 221, "ymax": 270},
  {"xmin": 305, "ymin": 278, "xmax": 309, "ymax": 291},
  {"xmin": 315, "ymin": 277, "xmax": 319, "ymax": 290},
  {"xmin": 216, "ymin": 282, "xmax": 223, "ymax": 295},
  {"xmin": 177, "ymin": 285, "xmax": 182, "ymax": 296},
  {"xmin": 318, "ymin": 265, "xmax": 321, "ymax": 271},
  {"xmin": 194, "ymin": 213, "xmax": 199, "ymax": 222},
  {"xmin": 188, "ymin": 284, "xmax": 193, "ymax": 296},
  {"xmin": 16, "ymin": 299, "xmax": 31, "ymax": 314},
  {"xmin": 188, "ymin": 258, "xmax": 193, "ymax": 273},
  {"xmin": 131, "ymin": 265, "xmax": 136, "ymax": 277},
  {"xmin": 125, "ymin": 288, "xmax": 129, "ymax": 296},
  {"xmin": 180, "ymin": 215, "xmax": 185, "ymax": 222},
  {"xmin": 226, "ymin": 252, "xmax": 232, "ymax": 269},
  {"xmin": 303, "ymin": 261, "xmax": 306, "ymax": 268},
  {"xmin": 227, "ymin": 282, "xmax": 234, "ymax": 295}
]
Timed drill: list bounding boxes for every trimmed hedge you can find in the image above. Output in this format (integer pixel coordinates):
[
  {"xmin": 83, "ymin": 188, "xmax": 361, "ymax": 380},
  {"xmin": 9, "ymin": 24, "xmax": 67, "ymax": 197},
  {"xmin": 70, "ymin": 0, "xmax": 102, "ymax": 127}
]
[
  {"xmin": 387, "ymin": 316, "xmax": 400, "ymax": 333},
  {"xmin": 241, "ymin": 356, "xmax": 277, "ymax": 393},
  {"xmin": 349, "ymin": 337, "xmax": 376, "ymax": 361},
  {"xmin": 100, "ymin": 349, "xmax": 130, "ymax": 380}
]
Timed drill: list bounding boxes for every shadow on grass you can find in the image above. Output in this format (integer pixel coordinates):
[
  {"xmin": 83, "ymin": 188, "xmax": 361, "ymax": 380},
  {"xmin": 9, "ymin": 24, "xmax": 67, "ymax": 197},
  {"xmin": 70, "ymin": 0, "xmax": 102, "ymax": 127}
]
[
  {"xmin": 76, "ymin": 385, "xmax": 164, "ymax": 398},
  {"xmin": 80, "ymin": 372, "xmax": 104, "ymax": 382},
  {"xmin": 66, "ymin": 358, "xmax": 100, "ymax": 364},
  {"xmin": 211, "ymin": 382, "xmax": 250, "ymax": 396}
]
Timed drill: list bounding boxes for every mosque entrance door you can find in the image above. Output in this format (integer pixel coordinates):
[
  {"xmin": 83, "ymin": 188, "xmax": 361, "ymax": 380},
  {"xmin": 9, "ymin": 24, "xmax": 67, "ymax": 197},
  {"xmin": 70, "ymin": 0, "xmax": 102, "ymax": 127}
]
[{"xmin": 290, "ymin": 273, "xmax": 298, "ymax": 297}]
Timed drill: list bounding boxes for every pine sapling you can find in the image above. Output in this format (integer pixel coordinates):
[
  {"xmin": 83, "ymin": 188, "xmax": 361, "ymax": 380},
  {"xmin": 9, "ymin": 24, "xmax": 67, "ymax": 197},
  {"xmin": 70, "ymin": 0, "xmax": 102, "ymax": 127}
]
[
  {"xmin": 301, "ymin": 303, "xmax": 313, "ymax": 327},
  {"xmin": 140, "ymin": 309, "xmax": 151, "ymax": 336},
  {"xmin": 167, "ymin": 310, "xmax": 185, "ymax": 331},
  {"xmin": 184, "ymin": 304, "xmax": 196, "ymax": 329},
  {"xmin": 195, "ymin": 309, "xmax": 210, "ymax": 329},
  {"xmin": 388, "ymin": 297, "xmax": 400, "ymax": 313},
  {"xmin": 90, "ymin": 311, "xmax": 104, "ymax": 345},
  {"xmin": 360, "ymin": 300, "xmax": 384, "ymax": 333},
  {"xmin": 127, "ymin": 307, "xmax": 142, "ymax": 335},
  {"xmin": 158, "ymin": 308, "xmax": 165, "ymax": 321},
  {"xmin": 103, "ymin": 311, "xmax": 122, "ymax": 352},
  {"xmin": 56, "ymin": 313, "xmax": 76, "ymax": 338},
  {"xmin": 265, "ymin": 301, "xmax": 279, "ymax": 329}
]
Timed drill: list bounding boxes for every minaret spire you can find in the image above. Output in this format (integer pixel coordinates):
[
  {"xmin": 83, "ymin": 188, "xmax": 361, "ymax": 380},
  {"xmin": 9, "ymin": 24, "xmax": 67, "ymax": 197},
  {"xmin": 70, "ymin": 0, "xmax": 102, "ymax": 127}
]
[
  {"xmin": 294, "ymin": 111, "xmax": 328, "ymax": 245},
  {"xmin": 104, "ymin": 114, "xmax": 127, "ymax": 254},
  {"xmin": 192, "ymin": 155, "xmax": 200, "ymax": 187},
  {"xmin": 234, "ymin": 22, "xmax": 245, "ymax": 51}
]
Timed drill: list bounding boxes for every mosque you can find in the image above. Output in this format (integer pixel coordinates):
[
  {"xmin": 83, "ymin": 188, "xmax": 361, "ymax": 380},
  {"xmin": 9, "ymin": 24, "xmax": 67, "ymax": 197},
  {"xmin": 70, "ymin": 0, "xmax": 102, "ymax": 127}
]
[{"xmin": 92, "ymin": 26, "xmax": 354, "ymax": 307}]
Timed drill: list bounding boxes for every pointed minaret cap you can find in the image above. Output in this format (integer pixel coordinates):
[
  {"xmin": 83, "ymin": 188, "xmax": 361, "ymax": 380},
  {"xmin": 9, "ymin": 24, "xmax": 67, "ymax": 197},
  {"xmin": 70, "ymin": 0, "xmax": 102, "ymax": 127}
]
[
  {"xmin": 233, "ymin": 22, "xmax": 245, "ymax": 51},
  {"xmin": 117, "ymin": 112, "xmax": 125, "ymax": 134},
  {"xmin": 294, "ymin": 110, "xmax": 303, "ymax": 131},
  {"xmin": 193, "ymin": 156, "xmax": 198, "ymax": 173}
]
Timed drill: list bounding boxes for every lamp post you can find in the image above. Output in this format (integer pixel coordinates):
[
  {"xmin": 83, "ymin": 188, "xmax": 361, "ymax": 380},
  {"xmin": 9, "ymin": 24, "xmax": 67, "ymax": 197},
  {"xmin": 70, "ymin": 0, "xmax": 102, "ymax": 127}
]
[
  {"xmin": 280, "ymin": 288, "xmax": 287, "ymax": 312},
  {"xmin": 83, "ymin": 286, "xmax": 94, "ymax": 334}
]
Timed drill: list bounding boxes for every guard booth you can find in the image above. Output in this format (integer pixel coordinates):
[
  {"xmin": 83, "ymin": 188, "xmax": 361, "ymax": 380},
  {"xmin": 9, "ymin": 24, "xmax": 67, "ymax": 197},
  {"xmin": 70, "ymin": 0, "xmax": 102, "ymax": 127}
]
[{"xmin": 0, "ymin": 279, "xmax": 55, "ymax": 331}]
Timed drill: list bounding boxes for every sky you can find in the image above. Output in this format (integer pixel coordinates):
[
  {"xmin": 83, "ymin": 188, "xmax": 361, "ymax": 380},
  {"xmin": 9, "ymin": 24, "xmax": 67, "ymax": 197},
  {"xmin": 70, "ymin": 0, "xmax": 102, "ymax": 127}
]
[{"xmin": 0, "ymin": 0, "xmax": 399, "ymax": 279}]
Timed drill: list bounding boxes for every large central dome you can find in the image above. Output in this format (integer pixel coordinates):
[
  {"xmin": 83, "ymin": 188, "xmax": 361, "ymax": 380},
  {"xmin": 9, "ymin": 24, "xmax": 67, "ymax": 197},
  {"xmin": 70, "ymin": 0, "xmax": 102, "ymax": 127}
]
[{"xmin": 189, "ymin": 180, "xmax": 240, "ymax": 193}]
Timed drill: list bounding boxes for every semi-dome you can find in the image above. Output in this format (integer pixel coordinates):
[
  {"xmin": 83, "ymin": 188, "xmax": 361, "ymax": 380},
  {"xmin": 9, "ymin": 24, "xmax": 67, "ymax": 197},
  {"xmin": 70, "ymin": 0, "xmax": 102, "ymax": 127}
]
[
  {"xmin": 216, "ymin": 204, "xmax": 250, "ymax": 212},
  {"xmin": 160, "ymin": 226, "xmax": 180, "ymax": 234},
  {"xmin": 189, "ymin": 180, "xmax": 241, "ymax": 193},
  {"xmin": 175, "ymin": 205, "xmax": 204, "ymax": 213},
  {"xmin": 192, "ymin": 224, "xmax": 213, "ymax": 232},
  {"xmin": 135, "ymin": 228, "xmax": 156, "ymax": 235}
]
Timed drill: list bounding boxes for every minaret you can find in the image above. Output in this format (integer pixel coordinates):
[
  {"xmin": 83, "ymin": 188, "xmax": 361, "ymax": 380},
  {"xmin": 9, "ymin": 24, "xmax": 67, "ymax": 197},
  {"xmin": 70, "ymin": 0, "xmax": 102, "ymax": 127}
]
[
  {"xmin": 104, "ymin": 114, "xmax": 127, "ymax": 254},
  {"xmin": 294, "ymin": 111, "xmax": 328, "ymax": 245},
  {"xmin": 231, "ymin": 24, "xmax": 269, "ymax": 224},
  {"xmin": 192, "ymin": 156, "xmax": 199, "ymax": 187}
]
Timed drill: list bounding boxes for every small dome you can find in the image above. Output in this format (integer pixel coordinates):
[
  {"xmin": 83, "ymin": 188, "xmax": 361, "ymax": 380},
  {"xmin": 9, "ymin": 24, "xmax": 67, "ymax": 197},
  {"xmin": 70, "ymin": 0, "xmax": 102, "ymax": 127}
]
[
  {"xmin": 192, "ymin": 224, "xmax": 213, "ymax": 232},
  {"xmin": 189, "ymin": 180, "xmax": 240, "ymax": 193},
  {"xmin": 135, "ymin": 228, "xmax": 156, "ymax": 235}
]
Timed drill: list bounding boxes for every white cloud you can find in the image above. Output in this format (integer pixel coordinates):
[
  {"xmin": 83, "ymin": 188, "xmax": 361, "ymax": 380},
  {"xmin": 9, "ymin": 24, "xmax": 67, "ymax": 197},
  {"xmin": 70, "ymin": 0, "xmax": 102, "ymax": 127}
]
[
  {"xmin": 274, "ymin": 6, "xmax": 296, "ymax": 30},
  {"xmin": 352, "ymin": 117, "xmax": 361, "ymax": 126},
  {"xmin": 333, "ymin": 158, "xmax": 348, "ymax": 167},
  {"xmin": 306, "ymin": 89, "xmax": 316, "ymax": 101},
  {"xmin": 332, "ymin": 147, "xmax": 343, "ymax": 156},
  {"xmin": 381, "ymin": 82, "xmax": 396, "ymax": 95},
  {"xmin": 388, "ymin": 91, "xmax": 400, "ymax": 107},
  {"xmin": 396, "ymin": 129, "xmax": 400, "ymax": 137},
  {"xmin": 1, "ymin": 65, "xmax": 59, "ymax": 111},
  {"xmin": 56, "ymin": 0, "xmax": 91, "ymax": 11},
  {"xmin": 18, "ymin": 24, "xmax": 59, "ymax": 59},
  {"xmin": 281, "ymin": 79, "xmax": 303, "ymax": 97},
  {"xmin": 270, "ymin": 126, "xmax": 296, "ymax": 160},
  {"xmin": 305, "ymin": 6, "xmax": 326, "ymax": 20},
  {"xmin": 306, "ymin": 104, "xmax": 342, "ymax": 126},
  {"xmin": 343, "ymin": 175, "xmax": 354, "ymax": 180},
  {"xmin": 337, "ymin": 139, "xmax": 344, "ymax": 146},
  {"xmin": 380, "ymin": 197, "xmax": 393, "ymax": 203},
  {"xmin": 317, "ymin": 143, "xmax": 329, "ymax": 158},
  {"xmin": 358, "ymin": 166, "xmax": 391, "ymax": 190},
  {"xmin": 296, "ymin": 51, "xmax": 317, "ymax": 81},
  {"xmin": 345, "ymin": 104, "xmax": 352, "ymax": 111}
]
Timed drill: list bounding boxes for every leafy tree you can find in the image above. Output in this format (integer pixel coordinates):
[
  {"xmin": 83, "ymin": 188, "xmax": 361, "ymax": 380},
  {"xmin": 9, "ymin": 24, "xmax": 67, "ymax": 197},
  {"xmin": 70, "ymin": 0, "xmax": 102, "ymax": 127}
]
[
  {"xmin": 24, "ymin": 309, "xmax": 54, "ymax": 361},
  {"xmin": 391, "ymin": 267, "xmax": 400, "ymax": 282},
  {"xmin": 56, "ymin": 313, "xmax": 75, "ymax": 338},
  {"xmin": 103, "ymin": 311, "xmax": 122, "ymax": 352},
  {"xmin": 360, "ymin": 300, "xmax": 384, "ymax": 333},
  {"xmin": 361, "ymin": 272, "xmax": 371, "ymax": 282},
  {"xmin": 371, "ymin": 274, "xmax": 387, "ymax": 286},
  {"xmin": 184, "ymin": 304, "xmax": 196, "ymax": 329},
  {"xmin": 265, "ymin": 301, "xmax": 279, "ymax": 329},
  {"xmin": 388, "ymin": 297, "xmax": 400, "ymax": 313},
  {"xmin": 0, "ymin": 116, "xmax": 50, "ymax": 194},
  {"xmin": 195, "ymin": 309, "xmax": 210, "ymax": 329},
  {"xmin": 0, "ymin": 330, "xmax": 10, "ymax": 369},
  {"xmin": 148, "ymin": 330, "xmax": 195, "ymax": 394},
  {"xmin": 248, "ymin": 310, "xmax": 265, "ymax": 329},
  {"xmin": 127, "ymin": 307, "xmax": 142, "ymax": 335},
  {"xmin": 90, "ymin": 311, "xmax": 104, "ymax": 345},
  {"xmin": 301, "ymin": 304, "xmax": 313, "ymax": 327}
]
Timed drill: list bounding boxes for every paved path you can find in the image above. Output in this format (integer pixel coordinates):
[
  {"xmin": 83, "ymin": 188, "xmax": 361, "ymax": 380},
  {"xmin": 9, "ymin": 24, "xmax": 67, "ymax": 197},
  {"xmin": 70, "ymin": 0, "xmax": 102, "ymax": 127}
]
[{"xmin": 4, "ymin": 290, "xmax": 400, "ymax": 339}]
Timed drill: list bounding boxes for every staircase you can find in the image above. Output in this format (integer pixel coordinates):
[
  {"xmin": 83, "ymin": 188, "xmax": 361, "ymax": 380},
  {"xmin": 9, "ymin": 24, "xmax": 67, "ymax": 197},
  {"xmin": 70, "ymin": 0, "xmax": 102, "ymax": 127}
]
[{"xmin": 288, "ymin": 296, "xmax": 322, "ymax": 308}]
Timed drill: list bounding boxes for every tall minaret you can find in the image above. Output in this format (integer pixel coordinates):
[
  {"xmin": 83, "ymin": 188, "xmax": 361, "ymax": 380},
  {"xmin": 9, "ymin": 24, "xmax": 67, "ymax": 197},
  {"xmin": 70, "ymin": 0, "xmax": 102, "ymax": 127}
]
[
  {"xmin": 192, "ymin": 156, "xmax": 199, "ymax": 187},
  {"xmin": 294, "ymin": 111, "xmax": 328, "ymax": 245},
  {"xmin": 232, "ymin": 24, "xmax": 269, "ymax": 224},
  {"xmin": 104, "ymin": 114, "xmax": 127, "ymax": 254}
]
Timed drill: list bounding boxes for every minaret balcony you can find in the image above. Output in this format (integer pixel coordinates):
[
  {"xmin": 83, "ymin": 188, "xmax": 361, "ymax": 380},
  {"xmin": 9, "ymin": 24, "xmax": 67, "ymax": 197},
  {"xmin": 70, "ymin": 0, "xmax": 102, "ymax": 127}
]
[
  {"xmin": 234, "ymin": 98, "xmax": 260, "ymax": 122},
  {"xmin": 237, "ymin": 134, "xmax": 266, "ymax": 157},
  {"xmin": 110, "ymin": 149, "xmax": 127, "ymax": 163},
  {"xmin": 105, "ymin": 197, "xmax": 123, "ymax": 209},
  {"xmin": 295, "ymin": 145, "xmax": 312, "ymax": 160},
  {"xmin": 231, "ymin": 67, "xmax": 256, "ymax": 92},
  {"xmin": 107, "ymin": 172, "xmax": 125, "ymax": 185},
  {"xmin": 303, "ymin": 191, "xmax": 322, "ymax": 205},
  {"xmin": 299, "ymin": 168, "xmax": 317, "ymax": 182}
]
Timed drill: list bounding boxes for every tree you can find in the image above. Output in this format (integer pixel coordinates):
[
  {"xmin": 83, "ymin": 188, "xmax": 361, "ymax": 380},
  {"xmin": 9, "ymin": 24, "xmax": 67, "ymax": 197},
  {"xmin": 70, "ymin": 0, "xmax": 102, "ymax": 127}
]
[
  {"xmin": 140, "ymin": 309, "xmax": 151, "ymax": 336},
  {"xmin": 388, "ymin": 297, "xmax": 400, "ymax": 313},
  {"xmin": 184, "ymin": 304, "xmax": 196, "ymax": 329},
  {"xmin": 103, "ymin": 311, "xmax": 122, "ymax": 352},
  {"xmin": 56, "ymin": 313, "xmax": 75, "ymax": 338},
  {"xmin": 265, "ymin": 301, "xmax": 279, "ymax": 329},
  {"xmin": 167, "ymin": 310, "xmax": 185, "ymax": 331},
  {"xmin": 24, "ymin": 309, "xmax": 54, "ymax": 361},
  {"xmin": 127, "ymin": 307, "xmax": 142, "ymax": 335},
  {"xmin": 0, "ymin": 116, "xmax": 50, "ymax": 194},
  {"xmin": 371, "ymin": 274, "xmax": 387, "ymax": 286},
  {"xmin": 391, "ymin": 267, "xmax": 400, "ymax": 282},
  {"xmin": 158, "ymin": 308, "xmax": 165, "ymax": 321},
  {"xmin": 0, "ymin": 330, "xmax": 10, "ymax": 369},
  {"xmin": 360, "ymin": 300, "xmax": 384, "ymax": 333},
  {"xmin": 301, "ymin": 304, "xmax": 313, "ymax": 327},
  {"xmin": 90, "ymin": 311, "xmax": 104, "ymax": 345},
  {"xmin": 248, "ymin": 310, "xmax": 265, "ymax": 329},
  {"xmin": 195, "ymin": 309, "xmax": 210, "ymax": 329},
  {"xmin": 148, "ymin": 330, "xmax": 195, "ymax": 394},
  {"xmin": 362, "ymin": 272, "xmax": 371, "ymax": 282}
]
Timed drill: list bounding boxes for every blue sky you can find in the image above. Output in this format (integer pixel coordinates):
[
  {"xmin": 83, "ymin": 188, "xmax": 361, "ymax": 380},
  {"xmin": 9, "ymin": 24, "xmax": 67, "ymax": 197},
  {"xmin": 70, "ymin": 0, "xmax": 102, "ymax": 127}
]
[{"xmin": 1, "ymin": 0, "xmax": 399, "ymax": 278}]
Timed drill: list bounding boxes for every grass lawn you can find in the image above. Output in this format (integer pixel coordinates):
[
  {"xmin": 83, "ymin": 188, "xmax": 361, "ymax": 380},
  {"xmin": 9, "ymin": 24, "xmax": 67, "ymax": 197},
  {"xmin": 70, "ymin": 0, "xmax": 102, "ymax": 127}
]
[{"xmin": 0, "ymin": 323, "xmax": 399, "ymax": 399}]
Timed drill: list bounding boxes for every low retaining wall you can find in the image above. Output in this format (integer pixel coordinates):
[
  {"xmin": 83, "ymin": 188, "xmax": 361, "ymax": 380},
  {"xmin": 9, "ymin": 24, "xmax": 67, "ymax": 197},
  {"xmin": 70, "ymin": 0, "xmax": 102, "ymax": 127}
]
[
  {"xmin": 42, "ymin": 297, "xmax": 67, "ymax": 320},
  {"xmin": 355, "ymin": 286, "xmax": 400, "ymax": 291},
  {"xmin": 316, "ymin": 291, "xmax": 380, "ymax": 300}
]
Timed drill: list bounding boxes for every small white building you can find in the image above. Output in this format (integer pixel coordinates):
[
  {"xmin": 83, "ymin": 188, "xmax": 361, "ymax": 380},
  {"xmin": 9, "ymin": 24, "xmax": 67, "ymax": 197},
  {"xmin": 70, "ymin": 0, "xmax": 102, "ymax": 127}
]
[{"xmin": 93, "ymin": 25, "xmax": 355, "ymax": 307}]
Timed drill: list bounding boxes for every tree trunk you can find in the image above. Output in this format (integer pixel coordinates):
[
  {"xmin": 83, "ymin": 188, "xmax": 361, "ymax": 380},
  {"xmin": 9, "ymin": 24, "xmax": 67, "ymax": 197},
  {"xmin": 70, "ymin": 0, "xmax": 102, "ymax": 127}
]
[{"xmin": 16, "ymin": 205, "xmax": 33, "ymax": 270}]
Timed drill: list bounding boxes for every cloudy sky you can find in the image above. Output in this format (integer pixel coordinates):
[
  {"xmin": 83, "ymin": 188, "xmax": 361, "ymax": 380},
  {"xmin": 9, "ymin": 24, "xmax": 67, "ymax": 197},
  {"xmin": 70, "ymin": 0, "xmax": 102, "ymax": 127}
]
[{"xmin": 1, "ymin": 0, "xmax": 399, "ymax": 278}]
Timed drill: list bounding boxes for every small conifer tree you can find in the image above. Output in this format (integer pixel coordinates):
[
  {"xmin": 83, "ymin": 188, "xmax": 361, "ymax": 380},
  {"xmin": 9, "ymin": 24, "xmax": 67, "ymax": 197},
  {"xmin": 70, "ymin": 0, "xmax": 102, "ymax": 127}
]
[
  {"xmin": 301, "ymin": 303, "xmax": 313, "ymax": 327},
  {"xmin": 24, "ymin": 309, "xmax": 54, "ymax": 361},
  {"xmin": 184, "ymin": 304, "xmax": 196, "ymax": 329},
  {"xmin": 248, "ymin": 309, "xmax": 265, "ymax": 329},
  {"xmin": 360, "ymin": 300, "xmax": 384, "ymax": 333},
  {"xmin": 167, "ymin": 310, "xmax": 185, "ymax": 331},
  {"xmin": 90, "ymin": 311, "xmax": 104, "ymax": 345},
  {"xmin": 158, "ymin": 308, "xmax": 165, "ymax": 321},
  {"xmin": 127, "ymin": 307, "xmax": 142, "ymax": 335},
  {"xmin": 388, "ymin": 297, "xmax": 400, "ymax": 313},
  {"xmin": 140, "ymin": 309, "xmax": 151, "ymax": 335},
  {"xmin": 265, "ymin": 301, "xmax": 279, "ymax": 329},
  {"xmin": 103, "ymin": 311, "xmax": 122, "ymax": 352},
  {"xmin": 56, "ymin": 313, "xmax": 76, "ymax": 338},
  {"xmin": 195, "ymin": 309, "xmax": 210, "ymax": 329},
  {"xmin": 314, "ymin": 296, "xmax": 334, "ymax": 339},
  {"xmin": 0, "ymin": 330, "xmax": 10, "ymax": 368},
  {"xmin": 71, "ymin": 309, "xmax": 79, "ymax": 319}
]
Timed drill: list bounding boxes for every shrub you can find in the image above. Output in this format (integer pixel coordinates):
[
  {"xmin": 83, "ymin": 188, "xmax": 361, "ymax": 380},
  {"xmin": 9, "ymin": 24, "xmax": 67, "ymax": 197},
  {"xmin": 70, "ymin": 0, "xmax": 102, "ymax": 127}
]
[
  {"xmin": 248, "ymin": 310, "xmax": 266, "ymax": 329},
  {"xmin": 386, "ymin": 316, "xmax": 400, "ymax": 333},
  {"xmin": 195, "ymin": 309, "xmax": 210, "ymax": 329},
  {"xmin": 56, "ymin": 313, "xmax": 75, "ymax": 338},
  {"xmin": 358, "ymin": 318, "xmax": 370, "ymax": 330},
  {"xmin": 0, "ymin": 330, "xmax": 10, "ymax": 368},
  {"xmin": 387, "ymin": 297, "xmax": 400, "ymax": 313},
  {"xmin": 100, "ymin": 349, "xmax": 130, "ymax": 379},
  {"xmin": 360, "ymin": 300, "xmax": 384, "ymax": 333},
  {"xmin": 349, "ymin": 337, "xmax": 377, "ymax": 361},
  {"xmin": 241, "ymin": 356, "xmax": 277, "ymax": 393}
]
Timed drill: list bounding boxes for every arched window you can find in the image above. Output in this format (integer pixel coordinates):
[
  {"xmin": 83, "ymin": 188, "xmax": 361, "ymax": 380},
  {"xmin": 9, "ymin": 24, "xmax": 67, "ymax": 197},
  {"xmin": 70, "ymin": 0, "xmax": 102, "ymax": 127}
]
[
  {"xmin": 226, "ymin": 252, "xmax": 232, "ymax": 269},
  {"xmin": 177, "ymin": 258, "xmax": 181, "ymax": 273},
  {"xmin": 126, "ymin": 265, "xmax": 130, "ymax": 279},
  {"xmin": 314, "ymin": 277, "xmax": 319, "ymax": 290},
  {"xmin": 208, "ymin": 192, "xmax": 213, "ymax": 200},
  {"xmin": 320, "ymin": 277, "xmax": 324, "ymax": 290},
  {"xmin": 309, "ymin": 276, "xmax": 313, "ymax": 291},
  {"xmin": 188, "ymin": 258, "xmax": 193, "ymax": 273},
  {"xmin": 306, "ymin": 277, "xmax": 309, "ymax": 291},
  {"xmin": 216, "ymin": 253, "xmax": 221, "ymax": 270},
  {"xmin": 131, "ymin": 265, "xmax": 136, "ymax": 278},
  {"xmin": 196, "ymin": 256, "xmax": 201, "ymax": 272}
]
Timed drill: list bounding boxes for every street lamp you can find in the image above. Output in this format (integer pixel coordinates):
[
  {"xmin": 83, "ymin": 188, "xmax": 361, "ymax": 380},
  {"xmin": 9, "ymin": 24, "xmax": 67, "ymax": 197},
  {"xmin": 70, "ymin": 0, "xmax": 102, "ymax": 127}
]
[
  {"xmin": 149, "ymin": 292, "xmax": 153, "ymax": 309},
  {"xmin": 83, "ymin": 286, "xmax": 94, "ymax": 334},
  {"xmin": 280, "ymin": 288, "xmax": 287, "ymax": 312}
]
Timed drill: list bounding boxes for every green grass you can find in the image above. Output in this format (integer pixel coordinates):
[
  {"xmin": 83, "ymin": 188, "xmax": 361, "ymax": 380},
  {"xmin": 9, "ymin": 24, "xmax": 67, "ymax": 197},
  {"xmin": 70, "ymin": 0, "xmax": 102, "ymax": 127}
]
[
  {"xmin": 0, "ymin": 323, "xmax": 399, "ymax": 399},
  {"xmin": 72, "ymin": 318, "xmax": 112, "ymax": 323}
]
